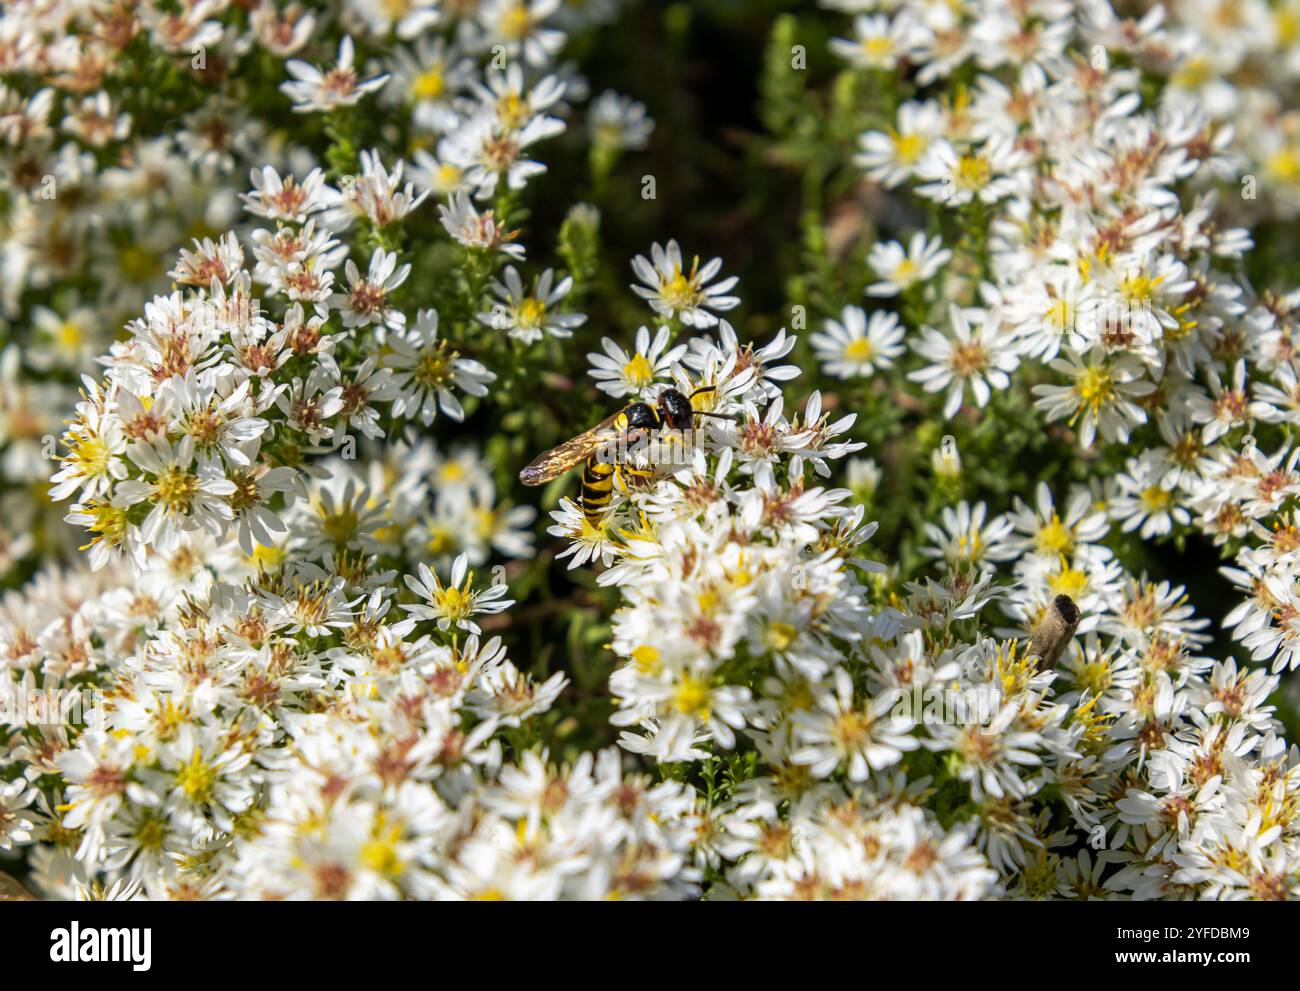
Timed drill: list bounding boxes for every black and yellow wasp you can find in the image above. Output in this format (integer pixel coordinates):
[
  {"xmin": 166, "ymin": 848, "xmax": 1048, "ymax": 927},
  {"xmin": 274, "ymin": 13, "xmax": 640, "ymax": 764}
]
[{"xmin": 520, "ymin": 386, "xmax": 729, "ymax": 525}]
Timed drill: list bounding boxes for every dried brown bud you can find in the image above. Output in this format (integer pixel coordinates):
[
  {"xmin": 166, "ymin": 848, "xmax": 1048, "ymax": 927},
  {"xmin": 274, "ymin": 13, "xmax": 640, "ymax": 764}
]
[{"xmin": 1027, "ymin": 594, "xmax": 1080, "ymax": 671}]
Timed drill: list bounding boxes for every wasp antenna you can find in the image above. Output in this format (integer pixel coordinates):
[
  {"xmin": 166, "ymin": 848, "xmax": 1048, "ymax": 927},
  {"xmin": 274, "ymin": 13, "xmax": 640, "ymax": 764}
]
[
  {"xmin": 692, "ymin": 410, "xmax": 737, "ymax": 423},
  {"xmin": 688, "ymin": 384, "xmax": 720, "ymax": 400}
]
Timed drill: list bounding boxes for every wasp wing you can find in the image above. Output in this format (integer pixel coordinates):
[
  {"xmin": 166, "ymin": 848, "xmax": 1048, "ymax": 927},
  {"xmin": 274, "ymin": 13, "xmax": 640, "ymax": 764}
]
[{"xmin": 519, "ymin": 410, "xmax": 627, "ymax": 486}]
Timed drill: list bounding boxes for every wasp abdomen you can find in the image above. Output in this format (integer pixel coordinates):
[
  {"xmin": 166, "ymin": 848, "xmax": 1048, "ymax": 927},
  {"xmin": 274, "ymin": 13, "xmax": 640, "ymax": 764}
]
[{"xmin": 578, "ymin": 459, "xmax": 617, "ymax": 525}]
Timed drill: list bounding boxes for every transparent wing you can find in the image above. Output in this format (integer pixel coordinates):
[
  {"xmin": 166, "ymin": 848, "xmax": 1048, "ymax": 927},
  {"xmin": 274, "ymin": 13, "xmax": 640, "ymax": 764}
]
[{"xmin": 519, "ymin": 411, "xmax": 626, "ymax": 486}]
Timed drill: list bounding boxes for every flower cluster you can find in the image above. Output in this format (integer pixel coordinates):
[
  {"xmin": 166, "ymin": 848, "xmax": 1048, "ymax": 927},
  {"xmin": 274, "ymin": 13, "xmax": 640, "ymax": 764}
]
[
  {"xmin": 0, "ymin": 523, "xmax": 676, "ymax": 899},
  {"xmin": 48, "ymin": 202, "xmax": 532, "ymax": 576},
  {"xmin": 809, "ymin": 7, "xmax": 1300, "ymax": 685},
  {"xmin": 2, "ymin": 0, "xmax": 1299, "ymax": 903},
  {"xmin": 0, "ymin": 0, "xmax": 649, "ymax": 582},
  {"xmin": 547, "ymin": 340, "xmax": 1297, "ymax": 897}
]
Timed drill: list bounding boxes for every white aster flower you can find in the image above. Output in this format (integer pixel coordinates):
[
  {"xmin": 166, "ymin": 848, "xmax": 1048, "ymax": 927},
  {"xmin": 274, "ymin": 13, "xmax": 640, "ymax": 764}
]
[
  {"xmin": 385, "ymin": 308, "xmax": 496, "ymax": 424},
  {"xmin": 587, "ymin": 325, "xmax": 687, "ymax": 399},
  {"xmin": 402, "ymin": 553, "xmax": 514, "ymax": 634},
  {"xmin": 630, "ymin": 240, "xmax": 740, "ymax": 328},
  {"xmin": 811, "ymin": 305, "xmax": 906, "ymax": 378},
  {"xmin": 908, "ymin": 304, "xmax": 1019, "ymax": 419},
  {"xmin": 866, "ymin": 233, "xmax": 952, "ymax": 297},
  {"xmin": 281, "ymin": 36, "xmax": 389, "ymax": 113}
]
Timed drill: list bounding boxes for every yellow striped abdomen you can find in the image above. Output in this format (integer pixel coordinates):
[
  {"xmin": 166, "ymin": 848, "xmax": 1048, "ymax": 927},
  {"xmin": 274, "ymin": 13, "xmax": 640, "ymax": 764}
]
[{"xmin": 579, "ymin": 459, "xmax": 616, "ymax": 526}]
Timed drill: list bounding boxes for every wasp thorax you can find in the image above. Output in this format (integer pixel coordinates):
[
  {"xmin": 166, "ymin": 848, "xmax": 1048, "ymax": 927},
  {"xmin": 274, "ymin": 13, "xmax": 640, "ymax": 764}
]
[{"xmin": 657, "ymin": 388, "xmax": 694, "ymax": 430}]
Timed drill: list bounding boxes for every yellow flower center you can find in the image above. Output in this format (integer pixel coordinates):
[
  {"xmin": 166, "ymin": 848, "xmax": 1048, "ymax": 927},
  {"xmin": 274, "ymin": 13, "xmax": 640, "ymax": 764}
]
[
  {"xmin": 956, "ymin": 530, "xmax": 983, "ymax": 562},
  {"xmin": 135, "ymin": 816, "xmax": 166, "ymax": 850},
  {"xmin": 497, "ymin": 93, "xmax": 527, "ymax": 129},
  {"xmin": 1045, "ymin": 298, "xmax": 1071, "ymax": 331},
  {"xmin": 782, "ymin": 679, "xmax": 815, "ymax": 713},
  {"xmin": 500, "ymin": 4, "xmax": 533, "ymax": 39},
  {"xmin": 1120, "ymin": 271, "xmax": 1163, "ymax": 304},
  {"xmin": 766, "ymin": 622, "xmax": 797, "ymax": 651},
  {"xmin": 156, "ymin": 466, "xmax": 199, "ymax": 510},
  {"xmin": 1074, "ymin": 364, "xmax": 1114, "ymax": 414},
  {"xmin": 661, "ymin": 269, "xmax": 700, "ymax": 309},
  {"xmin": 66, "ymin": 432, "xmax": 110, "ymax": 475},
  {"xmin": 1049, "ymin": 564, "xmax": 1088, "ymax": 600},
  {"xmin": 1076, "ymin": 657, "xmax": 1111, "ymax": 696},
  {"xmin": 1172, "ymin": 57, "xmax": 1211, "ymax": 90},
  {"xmin": 175, "ymin": 750, "xmax": 215, "ymax": 803},
  {"xmin": 696, "ymin": 586, "xmax": 720, "ymax": 615},
  {"xmin": 891, "ymin": 131, "xmax": 925, "ymax": 164},
  {"xmin": 622, "ymin": 352, "xmax": 654, "ymax": 387},
  {"xmin": 955, "ymin": 153, "xmax": 991, "ymax": 189},
  {"xmin": 515, "ymin": 297, "xmax": 546, "ymax": 328},
  {"xmin": 435, "ymin": 163, "xmax": 462, "ymax": 189},
  {"xmin": 411, "ymin": 67, "xmax": 445, "ymax": 101},
  {"xmin": 1267, "ymin": 146, "xmax": 1300, "ymax": 185},
  {"xmin": 632, "ymin": 644, "xmax": 661, "ymax": 673},
  {"xmin": 361, "ymin": 819, "xmax": 405, "ymax": 878},
  {"xmin": 56, "ymin": 320, "xmax": 85, "ymax": 351},
  {"xmin": 1140, "ymin": 486, "xmax": 1173, "ymax": 513},
  {"xmin": 673, "ymin": 674, "xmax": 712, "ymax": 719},
  {"xmin": 415, "ymin": 341, "xmax": 454, "ymax": 386},
  {"xmin": 439, "ymin": 585, "xmax": 466, "ymax": 616},
  {"xmin": 1278, "ymin": 8, "xmax": 1300, "ymax": 45},
  {"xmin": 844, "ymin": 337, "xmax": 874, "ymax": 362},
  {"xmin": 862, "ymin": 36, "xmax": 892, "ymax": 60},
  {"xmin": 249, "ymin": 543, "xmax": 285, "ymax": 569},
  {"xmin": 891, "ymin": 257, "xmax": 919, "ymax": 283},
  {"xmin": 1035, "ymin": 514, "xmax": 1073, "ymax": 555}
]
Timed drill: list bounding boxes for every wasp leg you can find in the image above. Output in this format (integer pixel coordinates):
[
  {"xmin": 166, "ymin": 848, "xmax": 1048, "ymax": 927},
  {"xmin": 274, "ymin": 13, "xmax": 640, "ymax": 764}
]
[{"xmin": 616, "ymin": 464, "xmax": 656, "ymax": 493}]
